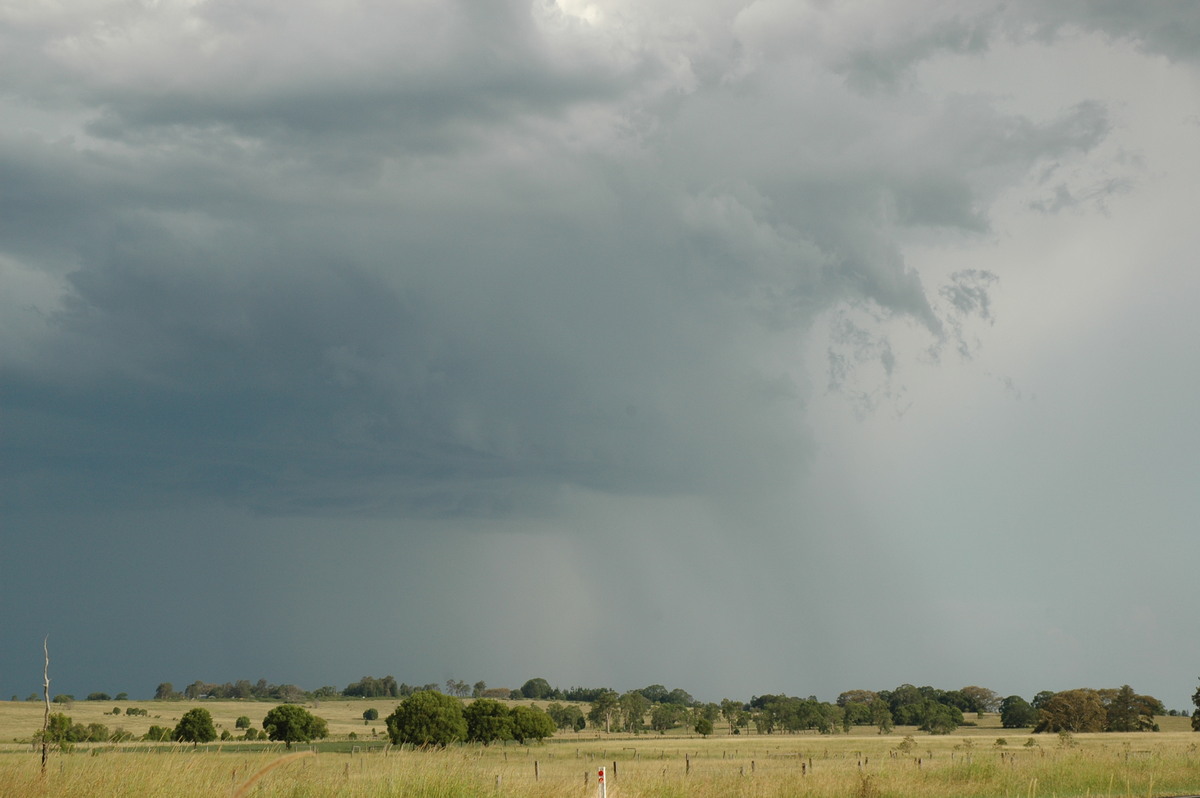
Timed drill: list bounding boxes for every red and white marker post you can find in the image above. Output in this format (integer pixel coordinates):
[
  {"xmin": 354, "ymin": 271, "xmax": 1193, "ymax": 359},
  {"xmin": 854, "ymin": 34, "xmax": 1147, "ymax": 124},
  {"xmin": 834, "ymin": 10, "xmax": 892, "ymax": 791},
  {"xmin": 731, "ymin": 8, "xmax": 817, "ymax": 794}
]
[{"xmin": 598, "ymin": 765, "xmax": 606, "ymax": 798}]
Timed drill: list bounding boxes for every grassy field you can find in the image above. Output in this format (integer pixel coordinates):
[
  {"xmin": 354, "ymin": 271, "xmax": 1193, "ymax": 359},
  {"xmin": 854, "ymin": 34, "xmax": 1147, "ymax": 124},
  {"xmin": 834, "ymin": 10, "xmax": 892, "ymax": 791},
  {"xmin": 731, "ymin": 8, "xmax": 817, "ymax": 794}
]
[{"xmin": 2, "ymin": 700, "xmax": 1199, "ymax": 797}]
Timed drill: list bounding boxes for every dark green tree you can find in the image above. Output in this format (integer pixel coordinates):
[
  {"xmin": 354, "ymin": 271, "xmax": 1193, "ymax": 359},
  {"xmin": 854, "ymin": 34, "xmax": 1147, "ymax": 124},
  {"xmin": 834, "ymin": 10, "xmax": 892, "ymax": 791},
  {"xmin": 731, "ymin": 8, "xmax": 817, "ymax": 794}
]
[
  {"xmin": 588, "ymin": 690, "xmax": 620, "ymax": 733},
  {"xmin": 915, "ymin": 701, "xmax": 961, "ymax": 734},
  {"xmin": 235, "ymin": 715, "xmax": 252, "ymax": 729},
  {"xmin": 363, "ymin": 708, "xmax": 379, "ymax": 721},
  {"xmin": 651, "ymin": 703, "xmax": 686, "ymax": 731},
  {"xmin": 639, "ymin": 684, "xmax": 669, "ymax": 703},
  {"xmin": 174, "ymin": 708, "xmax": 217, "ymax": 746},
  {"xmin": 154, "ymin": 683, "xmax": 177, "ymax": 700},
  {"xmin": 665, "ymin": 688, "xmax": 694, "ymax": 706},
  {"xmin": 545, "ymin": 702, "xmax": 585, "ymax": 731},
  {"xmin": 511, "ymin": 705, "xmax": 555, "ymax": 743},
  {"xmin": 520, "ymin": 678, "xmax": 554, "ymax": 700},
  {"xmin": 385, "ymin": 690, "xmax": 466, "ymax": 747},
  {"xmin": 1192, "ymin": 678, "xmax": 1200, "ymax": 731},
  {"xmin": 870, "ymin": 698, "xmax": 894, "ymax": 734},
  {"xmin": 262, "ymin": 704, "xmax": 327, "ymax": 749},
  {"xmin": 695, "ymin": 717, "xmax": 714, "ymax": 736},
  {"xmin": 999, "ymin": 696, "xmax": 1037, "ymax": 728},
  {"xmin": 144, "ymin": 725, "xmax": 172, "ymax": 741},
  {"xmin": 619, "ymin": 691, "xmax": 650, "ymax": 732},
  {"xmin": 463, "ymin": 698, "xmax": 513, "ymax": 744},
  {"xmin": 36, "ymin": 713, "xmax": 74, "ymax": 750},
  {"xmin": 1102, "ymin": 685, "xmax": 1160, "ymax": 732}
]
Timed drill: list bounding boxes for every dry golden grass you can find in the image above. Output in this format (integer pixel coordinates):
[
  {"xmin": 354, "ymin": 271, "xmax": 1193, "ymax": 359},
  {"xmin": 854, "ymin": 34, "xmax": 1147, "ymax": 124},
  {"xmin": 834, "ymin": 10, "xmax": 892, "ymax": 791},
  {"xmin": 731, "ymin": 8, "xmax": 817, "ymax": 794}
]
[{"xmin": 2, "ymin": 702, "xmax": 1199, "ymax": 797}]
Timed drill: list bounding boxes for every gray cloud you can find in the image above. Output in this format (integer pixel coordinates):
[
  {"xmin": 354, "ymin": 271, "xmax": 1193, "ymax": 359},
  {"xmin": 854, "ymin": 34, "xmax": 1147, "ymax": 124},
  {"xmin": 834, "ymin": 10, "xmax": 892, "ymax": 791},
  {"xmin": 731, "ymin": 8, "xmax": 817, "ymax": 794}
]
[{"xmin": 0, "ymin": 1, "xmax": 1120, "ymax": 518}]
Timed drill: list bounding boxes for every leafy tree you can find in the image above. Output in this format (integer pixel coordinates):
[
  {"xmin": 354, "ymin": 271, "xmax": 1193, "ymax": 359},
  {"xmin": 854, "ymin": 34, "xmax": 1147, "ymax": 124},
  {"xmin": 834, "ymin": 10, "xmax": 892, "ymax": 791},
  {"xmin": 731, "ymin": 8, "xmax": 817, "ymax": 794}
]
[
  {"xmin": 363, "ymin": 708, "xmax": 379, "ymax": 721},
  {"xmin": 639, "ymin": 684, "xmax": 669, "ymax": 703},
  {"xmin": 464, "ymin": 698, "xmax": 513, "ymax": 744},
  {"xmin": 999, "ymin": 695, "xmax": 1037, "ymax": 728},
  {"xmin": 115, "ymin": 692, "xmax": 128, "ymax": 701},
  {"xmin": 720, "ymin": 699, "xmax": 742, "ymax": 733},
  {"xmin": 960, "ymin": 686, "xmax": 1001, "ymax": 714},
  {"xmin": 870, "ymin": 698, "xmax": 894, "ymax": 734},
  {"xmin": 511, "ymin": 705, "xmax": 555, "ymax": 743},
  {"xmin": 86, "ymin": 692, "xmax": 111, "ymax": 701},
  {"xmin": 620, "ymin": 691, "xmax": 650, "ymax": 733},
  {"xmin": 665, "ymin": 688, "xmax": 695, "ymax": 706},
  {"xmin": 1101, "ymin": 685, "xmax": 1160, "ymax": 732},
  {"xmin": 520, "ymin": 678, "xmax": 554, "ymax": 700},
  {"xmin": 144, "ymin": 725, "xmax": 173, "ymax": 741},
  {"xmin": 1034, "ymin": 689, "xmax": 1107, "ymax": 733},
  {"xmin": 343, "ymin": 676, "xmax": 400, "ymax": 698},
  {"xmin": 386, "ymin": 690, "xmax": 466, "ymax": 747},
  {"xmin": 154, "ymin": 683, "xmax": 177, "ymax": 700},
  {"xmin": 1031, "ymin": 690, "xmax": 1055, "ymax": 710},
  {"xmin": 588, "ymin": 690, "xmax": 620, "ymax": 733},
  {"xmin": 695, "ymin": 717, "xmax": 714, "ymax": 736},
  {"xmin": 174, "ymin": 708, "xmax": 217, "ymax": 746},
  {"xmin": 262, "ymin": 704, "xmax": 327, "ymax": 749},
  {"xmin": 651, "ymin": 703, "xmax": 686, "ymax": 732},
  {"xmin": 1192, "ymin": 678, "xmax": 1200, "ymax": 731},
  {"xmin": 235, "ymin": 715, "xmax": 252, "ymax": 729},
  {"xmin": 472, "ymin": 681, "xmax": 487, "ymax": 698},
  {"xmin": 842, "ymin": 701, "xmax": 872, "ymax": 727},
  {"xmin": 36, "ymin": 713, "xmax": 74, "ymax": 750},
  {"xmin": 914, "ymin": 701, "xmax": 961, "ymax": 734},
  {"xmin": 837, "ymin": 689, "xmax": 879, "ymax": 706},
  {"xmin": 546, "ymin": 702, "xmax": 585, "ymax": 731}
]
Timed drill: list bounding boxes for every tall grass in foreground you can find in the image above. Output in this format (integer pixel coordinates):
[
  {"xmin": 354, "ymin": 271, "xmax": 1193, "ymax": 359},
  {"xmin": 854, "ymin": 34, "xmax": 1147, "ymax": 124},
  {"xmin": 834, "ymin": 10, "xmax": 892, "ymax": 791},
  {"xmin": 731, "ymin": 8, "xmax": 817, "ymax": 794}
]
[{"xmin": 2, "ymin": 733, "xmax": 1199, "ymax": 797}]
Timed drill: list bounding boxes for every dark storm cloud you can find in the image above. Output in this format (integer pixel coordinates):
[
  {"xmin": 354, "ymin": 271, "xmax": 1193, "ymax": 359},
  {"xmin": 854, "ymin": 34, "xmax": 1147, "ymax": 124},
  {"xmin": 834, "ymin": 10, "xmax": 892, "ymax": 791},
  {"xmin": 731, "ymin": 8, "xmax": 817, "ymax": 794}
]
[{"xmin": 0, "ymin": 0, "xmax": 1123, "ymax": 518}]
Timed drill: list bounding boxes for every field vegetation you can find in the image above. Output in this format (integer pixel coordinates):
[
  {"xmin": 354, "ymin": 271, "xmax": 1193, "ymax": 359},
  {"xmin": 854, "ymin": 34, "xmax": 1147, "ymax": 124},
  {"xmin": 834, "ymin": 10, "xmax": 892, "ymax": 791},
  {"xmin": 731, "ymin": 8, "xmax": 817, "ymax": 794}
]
[{"xmin": 2, "ymin": 700, "xmax": 1199, "ymax": 797}]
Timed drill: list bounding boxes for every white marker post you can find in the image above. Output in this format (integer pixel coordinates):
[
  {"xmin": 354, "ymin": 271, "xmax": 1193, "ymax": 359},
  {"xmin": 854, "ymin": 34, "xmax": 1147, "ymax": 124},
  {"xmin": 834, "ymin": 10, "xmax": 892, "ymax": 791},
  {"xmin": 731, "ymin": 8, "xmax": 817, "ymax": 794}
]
[{"xmin": 598, "ymin": 765, "xmax": 606, "ymax": 798}]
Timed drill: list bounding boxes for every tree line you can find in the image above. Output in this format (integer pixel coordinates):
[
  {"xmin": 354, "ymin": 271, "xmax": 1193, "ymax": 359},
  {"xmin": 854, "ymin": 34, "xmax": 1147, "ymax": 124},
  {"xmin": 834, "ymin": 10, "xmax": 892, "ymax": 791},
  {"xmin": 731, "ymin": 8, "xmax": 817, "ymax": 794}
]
[
  {"xmin": 35, "ymin": 704, "xmax": 331, "ymax": 750},
  {"xmin": 51, "ymin": 674, "xmax": 1198, "ymax": 738}
]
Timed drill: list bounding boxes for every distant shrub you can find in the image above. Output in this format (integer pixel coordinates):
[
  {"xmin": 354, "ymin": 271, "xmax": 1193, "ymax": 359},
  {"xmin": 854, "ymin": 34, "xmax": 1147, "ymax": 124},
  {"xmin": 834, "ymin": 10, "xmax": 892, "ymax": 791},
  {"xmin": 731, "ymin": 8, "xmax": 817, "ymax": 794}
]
[
  {"xmin": 87, "ymin": 693, "xmax": 111, "ymax": 702},
  {"xmin": 144, "ymin": 725, "xmax": 173, "ymax": 742},
  {"xmin": 235, "ymin": 716, "xmax": 252, "ymax": 729},
  {"xmin": 363, "ymin": 708, "xmax": 379, "ymax": 721}
]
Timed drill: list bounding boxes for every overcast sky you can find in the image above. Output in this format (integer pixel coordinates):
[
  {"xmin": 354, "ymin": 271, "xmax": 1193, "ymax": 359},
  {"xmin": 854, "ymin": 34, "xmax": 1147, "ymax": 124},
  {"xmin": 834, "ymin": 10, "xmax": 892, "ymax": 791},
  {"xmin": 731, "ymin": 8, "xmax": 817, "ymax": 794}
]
[{"xmin": 3, "ymin": 1, "xmax": 1200, "ymax": 709}]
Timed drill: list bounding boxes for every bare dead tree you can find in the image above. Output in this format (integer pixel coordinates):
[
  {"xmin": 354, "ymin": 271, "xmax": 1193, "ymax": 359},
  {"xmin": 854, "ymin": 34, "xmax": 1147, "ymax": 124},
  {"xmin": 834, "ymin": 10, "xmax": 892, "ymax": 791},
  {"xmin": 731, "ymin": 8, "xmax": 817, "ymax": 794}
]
[{"xmin": 41, "ymin": 635, "xmax": 50, "ymax": 775}]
